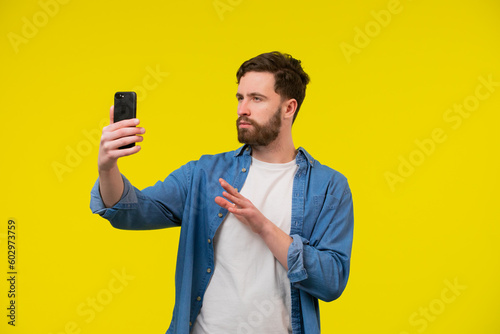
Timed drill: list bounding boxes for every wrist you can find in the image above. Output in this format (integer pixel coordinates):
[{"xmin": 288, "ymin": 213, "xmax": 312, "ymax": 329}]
[
  {"xmin": 98, "ymin": 162, "xmax": 118, "ymax": 176},
  {"xmin": 257, "ymin": 218, "xmax": 275, "ymax": 239}
]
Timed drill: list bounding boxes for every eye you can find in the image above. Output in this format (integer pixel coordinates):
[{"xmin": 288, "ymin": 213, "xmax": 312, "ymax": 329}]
[{"xmin": 253, "ymin": 96, "xmax": 261, "ymax": 101}]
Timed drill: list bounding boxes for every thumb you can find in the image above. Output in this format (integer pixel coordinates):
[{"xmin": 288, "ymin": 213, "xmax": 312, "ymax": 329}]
[{"xmin": 109, "ymin": 105, "xmax": 114, "ymax": 124}]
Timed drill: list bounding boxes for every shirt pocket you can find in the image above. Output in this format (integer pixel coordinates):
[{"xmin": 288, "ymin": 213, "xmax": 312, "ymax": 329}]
[
  {"xmin": 306, "ymin": 195, "xmax": 341, "ymax": 243},
  {"xmin": 313, "ymin": 194, "xmax": 340, "ymax": 214}
]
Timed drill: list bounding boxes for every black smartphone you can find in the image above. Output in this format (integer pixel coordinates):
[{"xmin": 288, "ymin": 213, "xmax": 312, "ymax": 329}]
[{"xmin": 114, "ymin": 91, "xmax": 137, "ymax": 149}]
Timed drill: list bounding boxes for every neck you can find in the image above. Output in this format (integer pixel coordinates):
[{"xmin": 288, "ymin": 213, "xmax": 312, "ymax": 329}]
[{"xmin": 250, "ymin": 131, "xmax": 297, "ymax": 163}]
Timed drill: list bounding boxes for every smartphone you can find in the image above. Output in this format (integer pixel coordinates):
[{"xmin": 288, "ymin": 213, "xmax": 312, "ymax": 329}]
[{"xmin": 114, "ymin": 91, "xmax": 137, "ymax": 149}]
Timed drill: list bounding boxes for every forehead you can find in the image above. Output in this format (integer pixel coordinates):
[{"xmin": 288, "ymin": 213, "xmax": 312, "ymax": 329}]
[{"xmin": 237, "ymin": 72, "xmax": 277, "ymax": 95}]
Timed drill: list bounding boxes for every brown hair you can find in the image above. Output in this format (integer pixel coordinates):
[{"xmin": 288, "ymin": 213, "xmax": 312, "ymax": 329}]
[{"xmin": 236, "ymin": 51, "xmax": 310, "ymax": 123}]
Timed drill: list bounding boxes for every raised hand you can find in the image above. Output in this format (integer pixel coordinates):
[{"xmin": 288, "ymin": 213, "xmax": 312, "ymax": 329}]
[{"xmin": 98, "ymin": 105, "xmax": 145, "ymax": 173}]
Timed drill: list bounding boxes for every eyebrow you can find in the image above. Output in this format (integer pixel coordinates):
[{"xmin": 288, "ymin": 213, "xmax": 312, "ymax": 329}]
[{"xmin": 236, "ymin": 92, "xmax": 267, "ymax": 99}]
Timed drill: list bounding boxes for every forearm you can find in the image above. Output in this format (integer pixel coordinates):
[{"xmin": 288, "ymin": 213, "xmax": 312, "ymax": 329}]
[
  {"xmin": 96, "ymin": 107, "xmax": 144, "ymax": 208},
  {"xmin": 91, "ymin": 162, "xmax": 195, "ymax": 230},
  {"xmin": 98, "ymin": 164, "xmax": 124, "ymax": 208},
  {"xmin": 258, "ymin": 220, "xmax": 293, "ymax": 271}
]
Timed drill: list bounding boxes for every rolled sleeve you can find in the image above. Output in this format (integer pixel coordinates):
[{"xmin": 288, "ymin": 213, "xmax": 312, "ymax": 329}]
[
  {"xmin": 287, "ymin": 234, "xmax": 309, "ymax": 283},
  {"xmin": 89, "ymin": 174, "xmax": 138, "ymax": 219},
  {"xmin": 89, "ymin": 161, "xmax": 194, "ymax": 230}
]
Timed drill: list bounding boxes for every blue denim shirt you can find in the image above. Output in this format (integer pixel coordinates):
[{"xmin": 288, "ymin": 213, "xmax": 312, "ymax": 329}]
[{"xmin": 90, "ymin": 145, "xmax": 354, "ymax": 334}]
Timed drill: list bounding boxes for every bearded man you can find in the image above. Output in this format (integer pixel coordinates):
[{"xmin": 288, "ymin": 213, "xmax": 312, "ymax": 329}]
[{"xmin": 90, "ymin": 51, "xmax": 354, "ymax": 334}]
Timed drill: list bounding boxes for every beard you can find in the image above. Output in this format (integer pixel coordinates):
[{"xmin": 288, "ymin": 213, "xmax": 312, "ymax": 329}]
[{"xmin": 237, "ymin": 107, "xmax": 282, "ymax": 147}]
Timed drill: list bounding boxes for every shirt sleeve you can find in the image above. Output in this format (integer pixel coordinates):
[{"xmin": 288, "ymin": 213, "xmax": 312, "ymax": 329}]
[
  {"xmin": 89, "ymin": 161, "xmax": 195, "ymax": 230},
  {"xmin": 286, "ymin": 183, "xmax": 354, "ymax": 302},
  {"xmin": 90, "ymin": 174, "xmax": 137, "ymax": 217}
]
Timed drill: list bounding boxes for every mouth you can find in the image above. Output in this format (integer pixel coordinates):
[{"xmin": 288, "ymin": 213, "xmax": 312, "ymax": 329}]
[{"xmin": 238, "ymin": 120, "xmax": 252, "ymax": 128}]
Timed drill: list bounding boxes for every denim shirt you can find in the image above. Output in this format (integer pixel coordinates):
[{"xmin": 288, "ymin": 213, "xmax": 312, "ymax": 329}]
[{"xmin": 90, "ymin": 145, "xmax": 354, "ymax": 334}]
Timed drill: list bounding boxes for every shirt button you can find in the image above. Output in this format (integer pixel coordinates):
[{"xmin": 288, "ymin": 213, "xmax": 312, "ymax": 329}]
[
  {"xmin": 197, "ymin": 296, "xmax": 201, "ymax": 301},
  {"xmin": 207, "ymin": 268, "xmax": 211, "ymax": 273},
  {"xmin": 189, "ymin": 322, "xmax": 192, "ymax": 326},
  {"xmin": 245, "ymin": 147, "xmax": 249, "ymax": 151},
  {"xmin": 241, "ymin": 168, "xmax": 247, "ymax": 172},
  {"xmin": 234, "ymin": 188, "xmax": 238, "ymax": 192},
  {"xmin": 208, "ymin": 238, "xmax": 211, "ymax": 244},
  {"xmin": 218, "ymin": 213, "xmax": 223, "ymax": 218}
]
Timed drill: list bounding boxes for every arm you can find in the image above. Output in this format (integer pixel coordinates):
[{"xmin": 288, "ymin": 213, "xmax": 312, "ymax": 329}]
[
  {"xmin": 90, "ymin": 165, "xmax": 191, "ymax": 230},
  {"xmin": 215, "ymin": 177, "xmax": 354, "ymax": 302},
  {"xmin": 97, "ymin": 105, "xmax": 145, "ymax": 208},
  {"xmin": 287, "ymin": 185, "xmax": 354, "ymax": 302}
]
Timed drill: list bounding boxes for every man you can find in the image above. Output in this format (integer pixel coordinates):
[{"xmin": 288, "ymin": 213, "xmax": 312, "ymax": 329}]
[{"xmin": 90, "ymin": 51, "xmax": 354, "ymax": 334}]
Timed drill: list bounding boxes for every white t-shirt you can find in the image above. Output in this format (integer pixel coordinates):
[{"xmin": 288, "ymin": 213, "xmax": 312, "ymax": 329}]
[{"xmin": 192, "ymin": 157, "xmax": 298, "ymax": 334}]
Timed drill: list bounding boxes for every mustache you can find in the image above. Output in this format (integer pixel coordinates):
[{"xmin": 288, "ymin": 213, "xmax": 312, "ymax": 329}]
[{"xmin": 237, "ymin": 117, "xmax": 256, "ymax": 126}]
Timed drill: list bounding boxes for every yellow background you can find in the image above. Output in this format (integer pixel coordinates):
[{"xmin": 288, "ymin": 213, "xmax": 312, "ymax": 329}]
[{"xmin": 1, "ymin": 0, "xmax": 499, "ymax": 333}]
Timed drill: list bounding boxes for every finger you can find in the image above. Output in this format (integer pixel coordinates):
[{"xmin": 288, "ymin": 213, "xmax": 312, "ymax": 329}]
[
  {"xmin": 105, "ymin": 118, "xmax": 140, "ymax": 133},
  {"xmin": 101, "ymin": 127, "xmax": 144, "ymax": 150},
  {"xmin": 219, "ymin": 178, "xmax": 240, "ymax": 196},
  {"xmin": 108, "ymin": 144, "xmax": 142, "ymax": 159},
  {"xmin": 109, "ymin": 105, "xmax": 114, "ymax": 124},
  {"xmin": 105, "ymin": 126, "xmax": 145, "ymax": 141},
  {"xmin": 215, "ymin": 197, "xmax": 243, "ymax": 216},
  {"xmin": 215, "ymin": 196, "xmax": 233, "ymax": 209},
  {"xmin": 107, "ymin": 134, "xmax": 144, "ymax": 151},
  {"xmin": 226, "ymin": 202, "xmax": 244, "ymax": 215},
  {"xmin": 222, "ymin": 191, "xmax": 244, "ymax": 207}
]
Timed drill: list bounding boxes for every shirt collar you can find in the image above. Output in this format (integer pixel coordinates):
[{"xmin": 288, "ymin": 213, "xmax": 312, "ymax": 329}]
[
  {"xmin": 296, "ymin": 147, "xmax": 315, "ymax": 167},
  {"xmin": 234, "ymin": 144, "xmax": 251, "ymax": 157},
  {"xmin": 234, "ymin": 145, "xmax": 315, "ymax": 167}
]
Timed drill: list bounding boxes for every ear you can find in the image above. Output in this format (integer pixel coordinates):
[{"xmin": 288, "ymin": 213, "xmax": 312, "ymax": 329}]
[{"xmin": 282, "ymin": 98, "xmax": 298, "ymax": 121}]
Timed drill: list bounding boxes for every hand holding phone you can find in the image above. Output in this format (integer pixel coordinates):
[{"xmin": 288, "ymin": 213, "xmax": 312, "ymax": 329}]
[
  {"xmin": 97, "ymin": 92, "xmax": 144, "ymax": 173},
  {"xmin": 96, "ymin": 92, "xmax": 144, "ymax": 207}
]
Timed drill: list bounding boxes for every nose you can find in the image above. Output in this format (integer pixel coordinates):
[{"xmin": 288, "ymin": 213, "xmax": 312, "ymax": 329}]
[{"xmin": 237, "ymin": 98, "xmax": 250, "ymax": 117}]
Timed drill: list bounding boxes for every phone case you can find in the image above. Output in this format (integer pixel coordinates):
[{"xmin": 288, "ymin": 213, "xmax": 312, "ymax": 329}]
[{"xmin": 114, "ymin": 91, "xmax": 137, "ymax": 149}]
